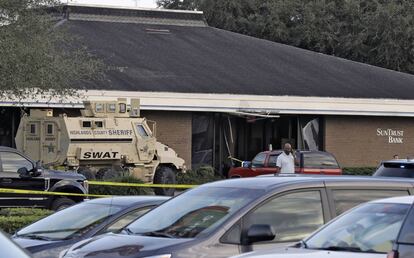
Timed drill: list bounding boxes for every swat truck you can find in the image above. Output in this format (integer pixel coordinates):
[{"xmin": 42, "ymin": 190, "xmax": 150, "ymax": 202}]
[{"xmin": 15, "ymin": 98, "xmax": 185, "ymax": 196}]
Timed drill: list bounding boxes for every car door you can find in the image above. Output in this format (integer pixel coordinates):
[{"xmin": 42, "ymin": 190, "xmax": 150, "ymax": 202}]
[
  {"xmin": 0, "ymin": 151, "xmax": 46, "ymax": 207},
  {"xmin": 219, "ymin": 188, "xmax": 330, "ymax": 254}
]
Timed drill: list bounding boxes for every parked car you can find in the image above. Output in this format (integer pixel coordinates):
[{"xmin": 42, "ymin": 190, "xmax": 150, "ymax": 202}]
[
  {"xmin": 232, "ymin": 195, "xmax": 414, "ymax": 258},
  {"xmin": 0, "ymin": 230, "xmax": 32, "ymax": 258},
  {"xmin": 0, "ymin": 146, "xmax": 88, "ymax": 210},
  {"xmin": 228, "ymin": 150, "xmax": 342, "ymax": 178},
  {"xmin": 373, "ymin": 159, "xmax": 414, "ymax": 178},
  {"xmin": 60, "ymin": 176, "xmax": 414, "ymax": 258},
  {"xmin": 13, "ymin": 196, "xmax": 169, "ymax": 258},
  {"xmin": 388, "ymin": 196, "xmax": 414, "ymax": 258}
]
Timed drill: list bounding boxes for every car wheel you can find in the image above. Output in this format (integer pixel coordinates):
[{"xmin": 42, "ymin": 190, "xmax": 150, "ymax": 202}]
[
  {"xmin": 153, "ymin": 166, "xmax": 176, "ymax": 196},
  {"xmin": 51, "ymin": 197, "xmax": 76, "ymax": 211}
]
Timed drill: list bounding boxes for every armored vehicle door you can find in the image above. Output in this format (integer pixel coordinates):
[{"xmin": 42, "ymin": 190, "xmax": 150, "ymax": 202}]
[{"xmin": 133, "ymin": 122, "xmax": 156, "ymax": 162}]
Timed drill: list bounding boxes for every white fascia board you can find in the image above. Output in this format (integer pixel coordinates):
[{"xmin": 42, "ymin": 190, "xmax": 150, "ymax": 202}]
[
  {"xmin": 83, "ymin": 90, "xmax": 414, "ymax": 117},
  {"xmin": 3, "ymin": 90, "xmax": 414, "ymax": 117}
]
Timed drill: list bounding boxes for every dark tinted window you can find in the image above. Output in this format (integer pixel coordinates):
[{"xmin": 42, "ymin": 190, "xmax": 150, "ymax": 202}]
[
  {"xmin": 244, "ymin": 191, "xmax": 324, "ymax": 243},
  {"xmin": 29, "ymin": 124, "xmax": 37, "ymax": 135},
  {"xmin": 95, "ymin": 121, "xmax": 103, "ymax": 128},
  {"xmin": 82, "ymin": 121, "xmax": 92, "ymax": 128},
  {"xmin": 267, "ymin": 155, "xmax": 279, "ymax": 168},
  {"xmin": 332, "ymin": 189, "xmax": 410, "ymax": 215},
  {"xmin": 398, "ymin": 205, "xmax": 414, "ymax": 244},
  {"xmin": 136, "ymin": 124, "xmax": 149, "ymax": 137},
  {"xmin": 252, "ymin": 153, "xmax": 266, "ymax": 168},
  {"xmin": 46, "ymin": 124, "xmax": 53, "ymax": 135},
  {"xmin": 374, "ymin": 163, "xmax": 414, "ymax": 178},
  {"xmin": 303, "ymin": 152, "xmax": 339, "ymax": 168},
  {"xmin": 1, "ymin": 152, "xmax": 33, "ymax": 172}
]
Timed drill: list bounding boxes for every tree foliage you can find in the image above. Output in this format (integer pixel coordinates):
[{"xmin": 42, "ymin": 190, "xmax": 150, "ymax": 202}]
[
  {"xmin": 158, "ymin": 0, "xmax": 414, "ymax": 74},
  {"xmin": 0, "ymin": 0, "xmax": 103, "ymax": 100}
]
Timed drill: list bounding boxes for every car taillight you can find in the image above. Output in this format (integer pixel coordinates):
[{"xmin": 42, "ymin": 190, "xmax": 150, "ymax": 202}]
[{"xmin": 387, "ymin": 251, "xmax": 399, "ymax": 258}]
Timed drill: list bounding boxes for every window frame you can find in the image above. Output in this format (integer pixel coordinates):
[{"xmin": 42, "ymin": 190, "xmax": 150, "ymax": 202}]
[
  {"xmin": 325, "ymin": 186, "xmax": 412, "ymax": 217},
  {"xmin": 0, "ymin": 151, "xmax": 34, "ymax": 173},
  {"xmin": 220, "ymin": 188, "xmax": 330, "ymax": 245}
]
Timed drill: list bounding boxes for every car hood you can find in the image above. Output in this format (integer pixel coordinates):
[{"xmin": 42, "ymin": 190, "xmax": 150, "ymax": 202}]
[
  {"xmin": 42, "ymin": 169, "xmax": 85, "ymax": 181},
  {"xmin": 13, "ymin": 237, "xmax": 60, "ymax": 250},
  {"xmin": 234, "ymin": 247, "xmax": 385, "ymax": 258},
  {"xmin": 63, "ymin": 233, "xmax": 192, "ymax": 258}
]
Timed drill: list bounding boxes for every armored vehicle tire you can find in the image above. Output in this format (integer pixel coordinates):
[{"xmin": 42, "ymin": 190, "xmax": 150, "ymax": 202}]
[
  {"xmin": 153, "ymin": 166, "xmax": 176, "ymax": 196},
  {"xmin": 78, "ymin": 167, "xmax": 96, "ymax": 180},
  {"xmin": 51, "ymin": 197, "xmax": 76, "ymax": 211}
]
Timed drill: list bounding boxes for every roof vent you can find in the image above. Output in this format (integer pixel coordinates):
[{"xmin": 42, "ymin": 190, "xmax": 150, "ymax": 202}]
[{"xmin": 145, "ymin": 28, "xmax": 171, "ymax": 34}]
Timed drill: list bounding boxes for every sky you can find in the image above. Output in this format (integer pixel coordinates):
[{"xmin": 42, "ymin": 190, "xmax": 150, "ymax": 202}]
[{"xmin": 66, "ymin": 0, "xmax": 158, "ymax": 8}]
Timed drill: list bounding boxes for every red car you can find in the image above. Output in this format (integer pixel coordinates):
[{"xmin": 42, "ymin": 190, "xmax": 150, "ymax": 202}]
[{"xmin": 228, "ymin": 150, "xmax": 342, "ymax": 178}]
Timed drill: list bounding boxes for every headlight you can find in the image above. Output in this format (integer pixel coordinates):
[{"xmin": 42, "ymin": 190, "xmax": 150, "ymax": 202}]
[{"xmin": 143, "ymin": 255, "xmax": 171, "ymax": 258}]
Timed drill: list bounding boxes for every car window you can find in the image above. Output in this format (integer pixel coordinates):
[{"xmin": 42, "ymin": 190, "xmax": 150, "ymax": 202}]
[
  {"xmin": 252, "ymin": 153, "xmax": 267, "ymax": 168},
  {"xmin": 332, "ymin": 189, "xmax": 410, "ymax": 215},
  {"xmin": 306, "ymin": 203, "xmax": 410, "ymax": 254},
  {"xmin": 374, "ymin": 163, "xmax": 414, "ymax": 178},
  {"xmin": 244, "ymin": 191, "xmax": 324, "ymax": 243},
  {"xmin": 397, "ymin": 205, "xmax": 414, "ymax": 244},
  {"xmin": 267, "ymin": 155, "xmax": 279, "ymax": 168},
  {"xmin": 0, "ymin": 152, "xmax": 33, "ymax": 173},
  {"xmin": 303, "ymin": 152, "xmax": 339, "ymax": 168},
  {"xmin": 103, "ymin": 207, "xmax": 153, "ymax": 233}
]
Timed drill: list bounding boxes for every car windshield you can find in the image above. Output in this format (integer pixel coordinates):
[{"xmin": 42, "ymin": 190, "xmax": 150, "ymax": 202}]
[
  {"xmin": 305, "ymin": 203, "xmax": 410, "ymax": 253},
  {"xmin": 374, "ymin": 163, "xmax": 414, "ymax": 178},
  {"xmin": 126, "ymin": 186, "xmax": 262, "ymax": 239},
  {"xmin": 16, "ymin": 201, "xmax": 123, "ymax": 240}
]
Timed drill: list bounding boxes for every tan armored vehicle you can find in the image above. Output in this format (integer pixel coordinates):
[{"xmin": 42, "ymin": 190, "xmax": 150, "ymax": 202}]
[{"xmin": 15, "ymin": 98, "xmax": 185, "ymax": 195}]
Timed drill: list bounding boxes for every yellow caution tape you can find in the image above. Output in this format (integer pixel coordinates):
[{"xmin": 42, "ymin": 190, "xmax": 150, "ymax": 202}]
[
  {"xmin": 0, "ymin": 188, "xmax": 109, "ymax": 198},
  {"xmin": 88, "ymin": 181, "xmax": 197, "ymax": 189}
]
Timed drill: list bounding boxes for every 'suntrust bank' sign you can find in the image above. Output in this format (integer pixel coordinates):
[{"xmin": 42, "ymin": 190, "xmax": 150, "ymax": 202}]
[{"xmin": 377, "ymin": 128, "xmax": 404, "ymax": 144}]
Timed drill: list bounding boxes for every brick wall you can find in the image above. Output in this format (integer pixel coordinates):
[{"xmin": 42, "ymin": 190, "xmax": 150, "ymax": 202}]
[
  {"xmin": 141, "ymin": 110, "xmax": 192, "ymax": 168},
  {"xmin": 325, "ymin": 116, "xmax": 414, "ymax": 167}
]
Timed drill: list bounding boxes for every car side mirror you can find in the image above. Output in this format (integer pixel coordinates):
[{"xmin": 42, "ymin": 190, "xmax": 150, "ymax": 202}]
[
  {"xmin": 243, "ymin": 224, "xmax": 276, "ymax": 245},
  {"xmin": 242, "ymin": 161, "xmax": 252, "ymax": 168},
  {"xmin": 17, "ymin": 167, "xmax": 31, "ymax": 178}
]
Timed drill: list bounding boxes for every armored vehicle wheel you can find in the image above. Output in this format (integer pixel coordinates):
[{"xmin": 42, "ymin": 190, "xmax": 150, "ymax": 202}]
[
  {"xmin": 153, "ymin": 166, "xmax": 176, "ymax": 196},
  {"xmin": 51, "ymin": 197, "xmax": 76, "ymax": 211},
  {"xmin": 78, "ymin": 167, "xmax": 96, "ymax": 180}
]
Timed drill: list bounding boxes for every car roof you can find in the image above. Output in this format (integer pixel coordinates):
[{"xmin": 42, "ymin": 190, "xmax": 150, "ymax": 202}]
[
  {"xmin": 84, "ymin": 196, "xmax": 170, "ymax": 206},
  {"xmin": 371, "ymin": 195, "xmax": 414, "ymax": 205},
  {"xmin": 0, "ymin": 146, "xmax": 22, "ymax": 152},
  {"xmin": 382, "ymin": 159, "xmax": 414, "ymax": 164},
  {"xmin": 201, "ymin": 175, "xmax": 414, "ymax": 191}
]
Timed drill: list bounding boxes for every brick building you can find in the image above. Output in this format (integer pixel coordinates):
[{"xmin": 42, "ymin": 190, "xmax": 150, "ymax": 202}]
[{"xmin": 2, "ymin": 4, "xmax": 414, "ymax": 174}]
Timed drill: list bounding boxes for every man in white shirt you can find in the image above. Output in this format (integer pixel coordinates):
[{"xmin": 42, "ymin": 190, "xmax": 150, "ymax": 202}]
[{"xmin": 276, "ymin": 143, "xmax": 295, "ymax": 174}]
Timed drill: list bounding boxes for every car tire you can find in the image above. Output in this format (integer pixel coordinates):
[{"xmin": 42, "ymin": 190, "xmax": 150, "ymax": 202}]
[
  {"xmin": 153, "ymin": 166, "xmax": 176, "ymax": 196},
  {"xmin": 51, "ymin": 197, "xmax": 76, "ymax": 211}
]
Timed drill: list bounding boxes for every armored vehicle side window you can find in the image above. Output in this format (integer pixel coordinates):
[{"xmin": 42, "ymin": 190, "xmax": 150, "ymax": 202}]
[
  {"xmin": 95, "ymin": 103, "xmax": 104, "ymax": 112},
  {"xmin": 29, "ymin": 124, "xmax": 37, "ymax": 135},
  {"xmin": 82, "ymin": 121, "xmax": 92, "ymax": 128},
  {"xmin": 95, "ymin": 121, "xmax": 103, "ymax": 128},
  {"xmin": 0, "ymin": 152, "xmax": 33, "ymax": 173},
  {"xmin": 136, "ymin": 124, "xmax": 149, "ymax": 137},
  {"xmin": 107, "ymin": 103, "xmax": 116, "ymax": 113},
  {"xmin": 46, "ymin": 124, "xmax": 54, "ymax": 135},
  {"xmin": 119, "ymin": 103, "xmax": 126, "ymax": 113}
]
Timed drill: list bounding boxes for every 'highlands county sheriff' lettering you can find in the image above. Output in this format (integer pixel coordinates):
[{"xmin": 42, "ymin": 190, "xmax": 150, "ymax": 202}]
[
  {"xmin": 69, "ymin": 129, "xmax": 133, "ymax": 136},
  {"xmin": 376, "ymin": 128, "xmax": 404, "ymax": 144}
]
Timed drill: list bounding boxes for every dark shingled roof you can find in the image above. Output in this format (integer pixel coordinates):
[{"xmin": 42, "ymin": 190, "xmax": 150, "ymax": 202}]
[{"xmin": 64, "ymin": 5, "xmax": 414, "ymax": 99}]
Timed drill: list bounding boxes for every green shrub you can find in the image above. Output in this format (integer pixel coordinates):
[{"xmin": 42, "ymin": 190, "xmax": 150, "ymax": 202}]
[
  {"xmin": 0, "ymin": 208, "xmax": 53, "ymax": 234},
  {"xmin": 90, "ymin": 176, "xmax": 152, "ymax": 196},
  {"xmin": 343, "ymin": 167, "xmax": 376, "ymax": 176},
  {"xmin": 177, "ymin": 166, "xmax": 223, "ymax": 185}
]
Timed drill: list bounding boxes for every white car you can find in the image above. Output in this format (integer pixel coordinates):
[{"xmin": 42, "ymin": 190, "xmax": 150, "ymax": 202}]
[{"xmin": 232, "ymin": 195, "xmax": 414, "ymax": 258}]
